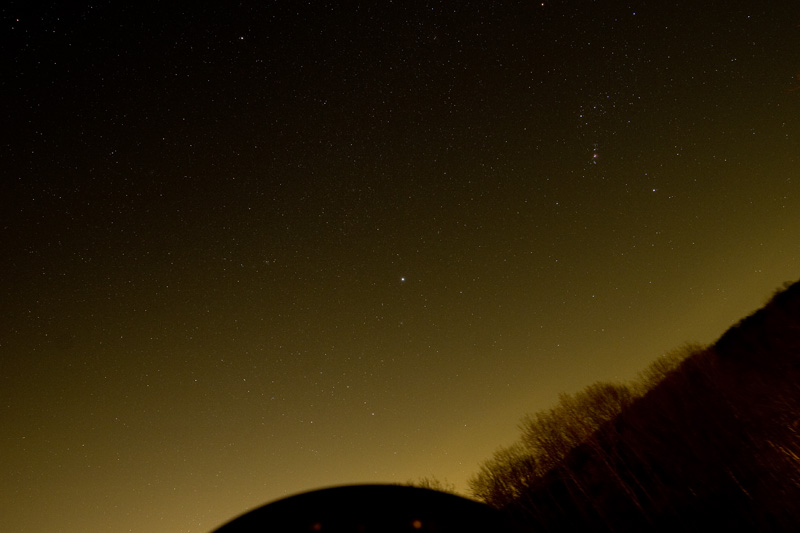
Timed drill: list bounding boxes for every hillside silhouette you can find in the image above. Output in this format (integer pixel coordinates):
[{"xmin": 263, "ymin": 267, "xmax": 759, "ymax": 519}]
[{"xmin": 470, "ymin": 280, "xmax": 800, "ymax": 532}]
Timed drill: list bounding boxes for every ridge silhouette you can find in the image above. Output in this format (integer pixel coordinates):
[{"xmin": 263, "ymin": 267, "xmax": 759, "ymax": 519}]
[{"xmin": 471, "ymin": 280, "xmax": 800, "ymax": 532}]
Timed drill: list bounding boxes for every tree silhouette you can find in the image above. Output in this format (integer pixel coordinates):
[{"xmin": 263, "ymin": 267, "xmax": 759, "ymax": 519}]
[
  {"xmin": 469, "ymin": 381, "xmax": 636, "ymax": 508},
  {"xmin": 467, "ymin": 280, "xmax": 800, "ymax": 531},
  {"xmin": 406, "ymin": 476, "xmax": 458, "ymax": 495}
]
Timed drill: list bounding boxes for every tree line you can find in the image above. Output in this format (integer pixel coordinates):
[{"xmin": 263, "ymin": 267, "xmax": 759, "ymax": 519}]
[{"xmin": 463, "ymin": 280, "xmax": 800, "ymax": 531}]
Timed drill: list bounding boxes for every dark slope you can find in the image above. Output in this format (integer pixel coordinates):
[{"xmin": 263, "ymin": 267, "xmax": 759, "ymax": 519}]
[{"xmin": 505, "ymin": 281, "xmax": 800, "ymax": 532}]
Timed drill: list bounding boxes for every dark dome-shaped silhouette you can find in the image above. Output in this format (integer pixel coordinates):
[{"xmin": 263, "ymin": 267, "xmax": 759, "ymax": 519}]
[{"xmin": 211, "ymin": 484, "xmax": 518, "ymax": 532}]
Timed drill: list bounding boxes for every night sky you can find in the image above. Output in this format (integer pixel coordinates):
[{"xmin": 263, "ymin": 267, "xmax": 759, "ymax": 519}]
[{"xmin": 3, "ymin": 2, "xmax": 799, "ymax": 531}]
